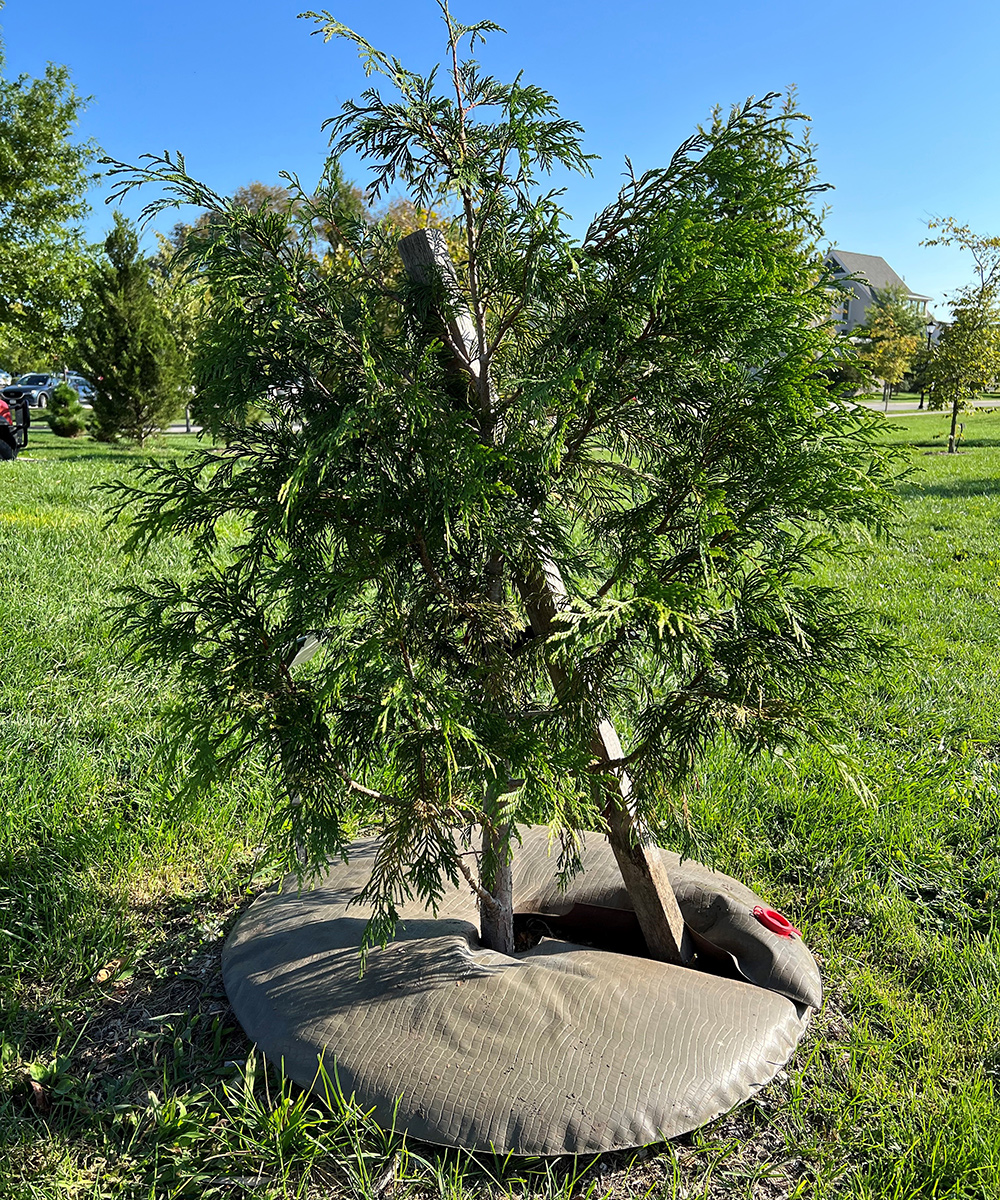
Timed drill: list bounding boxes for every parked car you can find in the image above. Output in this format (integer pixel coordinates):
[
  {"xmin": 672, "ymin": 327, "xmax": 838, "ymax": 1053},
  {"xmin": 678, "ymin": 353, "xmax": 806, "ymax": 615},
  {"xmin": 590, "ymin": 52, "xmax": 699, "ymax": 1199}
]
[
  {"xmin": 0, "ymin": 367, "xmax": 11, "ymax": 388},
  {"xmin": 2, "ymin": 373, "xmax": 61, "ymax": 408},
  {"xmin": 66, "ymin": 373, "xmax": 96, "ymax": 404}
]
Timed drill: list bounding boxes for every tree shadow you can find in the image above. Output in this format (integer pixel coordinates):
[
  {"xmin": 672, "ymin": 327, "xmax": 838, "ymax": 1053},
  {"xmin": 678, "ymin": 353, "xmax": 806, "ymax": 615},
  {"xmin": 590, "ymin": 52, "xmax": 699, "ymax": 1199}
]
[
  {"xmin": 25, "ymin": 449, "xmax": 177, "ymax": 464},
  {"xmin": 2, "ymin": 855, "xmax": 257, "ymax": 1148},
  {"xmin": 898, "ymin": 477, "xmax": 1000, "ymax": 500},
  {"xmin": 905, "ymin": 437, "xmax": 1000, "ymax": 450}
]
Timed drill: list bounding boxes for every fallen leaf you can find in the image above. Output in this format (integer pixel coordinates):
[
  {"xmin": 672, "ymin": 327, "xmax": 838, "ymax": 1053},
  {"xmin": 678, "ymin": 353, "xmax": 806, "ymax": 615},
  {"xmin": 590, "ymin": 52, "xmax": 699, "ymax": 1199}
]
[
  {"xmin": 29, "ymin": 1079, "xmax": 51, "ymax": 1114},
  {"xmin": 93, "ymin": 959, "xmax": 123, "ymax": 985}
]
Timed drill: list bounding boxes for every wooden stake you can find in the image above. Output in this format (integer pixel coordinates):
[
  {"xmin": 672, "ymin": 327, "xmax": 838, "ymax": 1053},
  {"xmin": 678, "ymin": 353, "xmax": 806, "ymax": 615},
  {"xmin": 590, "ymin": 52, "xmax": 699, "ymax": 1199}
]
[{"xmin": 399, "ymin": 229, "xmax": 690, "ymax": 965}]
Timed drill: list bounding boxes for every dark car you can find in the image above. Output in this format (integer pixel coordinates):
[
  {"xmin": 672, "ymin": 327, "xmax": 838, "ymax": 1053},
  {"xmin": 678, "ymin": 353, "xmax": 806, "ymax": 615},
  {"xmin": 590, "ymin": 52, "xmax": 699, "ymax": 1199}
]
[{"xmin": 2, "ymin": 373, "xmax": 60, "ymax": 408}]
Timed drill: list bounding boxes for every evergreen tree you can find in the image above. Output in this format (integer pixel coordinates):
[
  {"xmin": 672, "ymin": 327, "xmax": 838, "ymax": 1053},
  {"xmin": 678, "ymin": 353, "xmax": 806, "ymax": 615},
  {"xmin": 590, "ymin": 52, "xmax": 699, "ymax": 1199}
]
[
  {"xmin": 104, "ymin": 8, "xmax": 897, "ymax": 956},
  {"xmin": 76, "ymin": 213, "xmax": 182, "ymax": 443}
]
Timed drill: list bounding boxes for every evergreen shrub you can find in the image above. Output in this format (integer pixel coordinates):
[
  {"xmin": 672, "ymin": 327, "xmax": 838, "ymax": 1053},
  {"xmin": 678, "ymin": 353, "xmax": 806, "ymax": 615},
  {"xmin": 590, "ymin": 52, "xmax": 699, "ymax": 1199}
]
[{"xmin": 46, "ymin": 381, "xmax": 88, "ymax": 438}]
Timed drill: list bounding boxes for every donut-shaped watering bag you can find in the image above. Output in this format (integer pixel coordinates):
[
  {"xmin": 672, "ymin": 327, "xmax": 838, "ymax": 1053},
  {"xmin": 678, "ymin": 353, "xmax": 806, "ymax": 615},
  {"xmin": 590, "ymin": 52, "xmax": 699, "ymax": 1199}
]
[{"xmin": 223, "ymin": 826, "xmax": 821, "ymax": 1154}]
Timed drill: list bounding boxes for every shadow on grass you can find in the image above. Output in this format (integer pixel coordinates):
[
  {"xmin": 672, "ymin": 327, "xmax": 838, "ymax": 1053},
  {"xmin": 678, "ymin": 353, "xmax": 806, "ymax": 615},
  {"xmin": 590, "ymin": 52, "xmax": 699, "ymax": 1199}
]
[
  {"xmin": 0, "ymin": 868, "xmax": 256, "ymax": 1131},
  {"xmin": 902, "ymin": 434, "xmax": 1000, "ymax": 448},
  {"xmin": 25, "ymin": 449, "xmax": 177, "ymax": 465},
  {"xmin": 905, "ymin": 437, "xmax": 1000, "ymax": 450},
  {"xmin": 898, "ymin": 477, "xmax": 1000, "ymax": 500}
]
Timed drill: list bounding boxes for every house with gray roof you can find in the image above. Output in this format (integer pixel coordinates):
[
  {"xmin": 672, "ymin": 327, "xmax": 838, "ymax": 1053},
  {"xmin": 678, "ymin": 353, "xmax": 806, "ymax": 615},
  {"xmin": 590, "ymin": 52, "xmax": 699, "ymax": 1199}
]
[{"xmin": 826, "ymin": 249, "xmax": 933, "ymax": 334}]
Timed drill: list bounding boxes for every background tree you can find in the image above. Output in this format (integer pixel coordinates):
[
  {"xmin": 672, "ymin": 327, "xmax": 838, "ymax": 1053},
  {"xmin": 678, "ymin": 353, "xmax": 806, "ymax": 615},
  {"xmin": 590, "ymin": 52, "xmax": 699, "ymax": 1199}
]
[
  {"xmin": 104, "ymin": 9, "xmax": 897, "ymax": 958},
  {"xmin": 169, "ymin": 168, "xmax": 372, "ymax": 259},
  {"xmin": 923, "ymin": 218, "xmax": 1000, "ymax": 452},
  {"xmin": 905, "ymin": 334, "xmax": 936, "ymax": 409},
  {"xmin": 169, "ymin": 179, "xmax": 304, "ymax": 254},
  {"xmin": 307, "ymin": 158, "xmax": 372, "ymax": 261},
  {"xmin": 866, "ymin": 282, "xmax": 927, "ymax": 338},
  {"xmin": 0, "ymin": 39, "xmax": 97, "ymax": 370},
  {"xmin": 164, "ymin": 164, "xmax": 381, "ymax": 432},
  {"xmin": 853, "ymin": 304, "xmax": 921, "ymax": 410},
  {"xmin": 77, "ymin": 213, "xmax": 182, "ymax": 443},
  {"xmin": 926, "ymin": 289, "xmax": 999, "ymax": 451}
]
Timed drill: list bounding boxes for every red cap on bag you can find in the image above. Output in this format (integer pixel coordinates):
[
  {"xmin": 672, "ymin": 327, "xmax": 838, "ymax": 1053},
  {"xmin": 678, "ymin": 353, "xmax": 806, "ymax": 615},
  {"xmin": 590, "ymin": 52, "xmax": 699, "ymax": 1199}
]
[{"xmin": 753, "ymin": 905, "xmax": 801, "ymax": 938}]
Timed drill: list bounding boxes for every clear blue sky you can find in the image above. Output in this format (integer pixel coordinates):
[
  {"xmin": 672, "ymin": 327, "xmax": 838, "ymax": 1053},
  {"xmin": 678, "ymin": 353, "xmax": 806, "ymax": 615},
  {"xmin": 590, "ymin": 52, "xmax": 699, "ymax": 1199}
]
[{"xmin": 5, "ymin": 0, "xmax": 999, "ymax": 317}]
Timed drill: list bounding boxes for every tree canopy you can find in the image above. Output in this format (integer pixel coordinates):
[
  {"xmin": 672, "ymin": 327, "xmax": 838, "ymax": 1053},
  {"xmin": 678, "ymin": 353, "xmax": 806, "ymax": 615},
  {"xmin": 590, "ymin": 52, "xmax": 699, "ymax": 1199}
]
[
  {"xmin": 105, "ymin": 6, "xmax": 898, "ymax": 955},
  {"xmin": 0, "ymin": 39, "xmax": 97, "ymax": 369},
  {"xmin": 853, "ymin": 294, "xmax": 922, "ymax": 409},
  {"xmin": 865, "ymin": 283, "xmax": 927, "ymax": 338},
  {"xmin": 923, "ymin": 218, "xmax": 1000, "ymax": 451}
]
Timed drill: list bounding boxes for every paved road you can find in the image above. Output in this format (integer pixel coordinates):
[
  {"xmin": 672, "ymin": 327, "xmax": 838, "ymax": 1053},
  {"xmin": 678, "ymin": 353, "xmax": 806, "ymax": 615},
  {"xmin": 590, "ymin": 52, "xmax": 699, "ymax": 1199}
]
[{"xmin": 856, "ymin": 397, "xmax": 1000, "ymax": 417}]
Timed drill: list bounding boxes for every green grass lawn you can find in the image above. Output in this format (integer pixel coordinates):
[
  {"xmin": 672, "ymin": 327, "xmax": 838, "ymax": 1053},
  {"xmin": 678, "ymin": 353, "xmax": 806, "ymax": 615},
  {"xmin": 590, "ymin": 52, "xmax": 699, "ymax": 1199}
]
[{"xmin": 2, "ymin": 417, "xmax": 1000, "ymax": 1199}]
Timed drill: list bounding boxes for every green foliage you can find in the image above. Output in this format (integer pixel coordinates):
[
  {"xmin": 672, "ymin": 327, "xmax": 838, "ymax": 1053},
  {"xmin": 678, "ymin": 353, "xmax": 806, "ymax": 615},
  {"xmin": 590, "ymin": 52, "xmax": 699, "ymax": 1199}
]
[
  {"xmin": 923, "ymin": 217, "xmax": 1000, "ymax": 450},
  {"xmin": 853, "ymin": 306, "xmax": 922, "ymax": 406},
  {"xmin": 168, "ymin": 179, "xmax": 303, "ymax": 258},
  {"xmin": 926, "ymin": 288, "xmax": 1000, "ymax": 408},
  {"xmin": 149, "ymin": 231, "xmax": 199, "ymax": 425},
  {"xmin": 76, "ymin": 213, "xmax": 183, "ymax": 443},
  {"xmin": 44, "ymin": 380, "xmax": 87, "ymax": 437},
  {"xmin": 0, "ymin": 39, "xmax": 98, "ymax": 370},
  {"xmin": 169, "ymin": 168, "xmax": 371, "ymax": 259},
  {"xmin": 903, "ymin": 338, "xmax": 935, "ymax": 397},
  {"xmin": 103, "ymin": 9, "xmax": 898, "ymax": 946},
  {"xmin": 867, "ymin": 282, "xmax": 928, "ymax": 338},
  {"xmin": 924, "ymin": 216, "xmax": 1000, "ymax": 293},
  {"xmin": 51, "ymin": 380, "xmax": 77, "ymax": 406}
]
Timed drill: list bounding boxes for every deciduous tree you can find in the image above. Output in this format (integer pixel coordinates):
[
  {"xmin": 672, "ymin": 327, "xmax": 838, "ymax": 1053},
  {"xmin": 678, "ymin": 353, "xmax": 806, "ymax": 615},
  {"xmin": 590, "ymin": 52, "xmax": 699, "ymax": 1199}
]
[
  {"xmin": 926, "ymin": 288, "xmax": 999, "ymax": 451},
  {"xmin": 170, "ymin": 167, "xmax": 371, "ymax": 259},
  {"xmin": 150, "ymin": 232, "xmax": 202, "ymax": 426},
  {"xmin": 866, "ymin": 282, "xmax": 927, "ymax": 338},
  {"xmin": 923, "ymin": 218, "xmax": 1000, "ymax": 451},
  {"xmin": 853, "ymin": 303, "xmax": 921, "ymax": 410},
  {"xmin": 0, "ymin": 40, "xmax": 98, "ymax": 368}
]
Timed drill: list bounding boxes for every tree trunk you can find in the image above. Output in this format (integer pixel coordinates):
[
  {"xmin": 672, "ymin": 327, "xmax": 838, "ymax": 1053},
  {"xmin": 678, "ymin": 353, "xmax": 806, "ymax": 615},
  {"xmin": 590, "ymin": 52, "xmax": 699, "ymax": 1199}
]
[
  {"xmin": 398, "ymin": 228, "xmax": 690, "ymax": 965},
  {"xmin": 479, "ymin": 781, "xmax": 515, "ymax": 955},
  {"xmin": 948, "ymin": 396, "xmax": 960, "ymax": 453}
]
